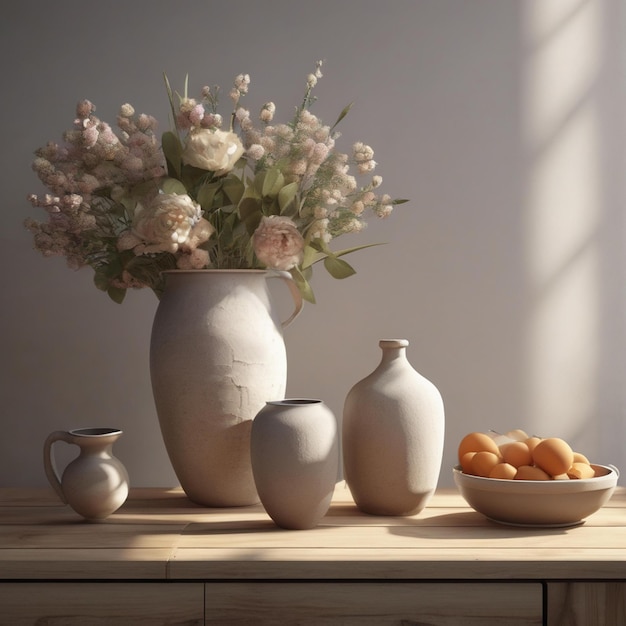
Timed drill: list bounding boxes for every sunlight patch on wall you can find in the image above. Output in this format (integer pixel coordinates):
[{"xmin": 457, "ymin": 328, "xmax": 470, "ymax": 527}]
[{"xmin": 522, "ymin": 0, "xmax": 602, "ymax": 438}]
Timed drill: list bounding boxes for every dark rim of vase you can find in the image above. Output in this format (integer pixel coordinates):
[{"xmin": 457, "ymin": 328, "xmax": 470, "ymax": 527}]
[
  {"xmin": 70, "ymin": 428, "xmax": 123, "ymax": 437},
  {"xmin": 267, "ymin": 399, "xmax": 322, "ymax": 406}
]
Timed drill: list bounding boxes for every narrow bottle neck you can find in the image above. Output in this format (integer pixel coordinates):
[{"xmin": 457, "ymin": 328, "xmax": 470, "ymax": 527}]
[
  {"xmin": 378, "ymin": 339, "xmax": 410, "ymax": 366},
  {"xmin": 379, "ymin": 346, "xmax": 407, "ymax": 365}
]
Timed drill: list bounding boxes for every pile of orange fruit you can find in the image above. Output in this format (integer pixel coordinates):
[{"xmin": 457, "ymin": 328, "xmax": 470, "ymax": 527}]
[{"xmin": 458, "ymin": 429, "xmax": 598, "ymax": 480}]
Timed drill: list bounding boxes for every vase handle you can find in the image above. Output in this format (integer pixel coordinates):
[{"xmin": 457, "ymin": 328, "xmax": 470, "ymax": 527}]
[
  {"xmin": 267, "ymin": 270, "xmax": 303, "ymax": 327},
  {"xmin": 43, "ymin": 430, "xmax": 73, "ymax": 504}
]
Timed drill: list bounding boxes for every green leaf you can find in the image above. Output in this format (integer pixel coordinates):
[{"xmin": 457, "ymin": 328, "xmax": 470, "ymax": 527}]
[
  {"xmin": 393, "ymin": 198, "xmax": 410, "ymax": 205},
  {"xmin": 107, "ymin": 285, "xmax": 126, "ymax": 304},
  {"xmin": 223, "ymin": 176, "xmax": 245, "ymax": 206},
  {"xmin": 197, "ymin": 182, "xmax": 219, "ymax": 211},
  {"xmin": 93, "ymin": 270, "xmax": 109, "ymax": 292},
  {"xmin": 163, "ymin": 73, "xmax": 178, "ymax": 130},
  {"xmin": 262, "ymin": 167, "xmax": 284, "ymax": 198},
  {"xmin": 290, "ymin": 266, "xmax": 316, "ymax": 303},
  {"xmin": 324, "ymin": 255, "xmax": 356, "ymax": 279},
  {"xmin": 161, "ymin": 177, "xmax": 188, "ymax": 196},
  {"xmin": 253, "ymin": 170, "xmax": 266, "ymax": 196},
  {"xmin": 301, "ymin": 241, "xmax": 384, "ymax": 271},
  {"xmin": 239, "ymin": 195, "xmax": 262, "ymax": 221},
  {"xmin": 327, "ymin": 242, "xmax": 385, "ymax": 259},
  {"xmin": 278, "ymin": 182, "xmax": 299, "ymax": 215},
  {"xmin": 301, "ymin": 244, "xmax": 325, "ymax": 270},
  {"xmin": 331, "ymin": 102, "xmax": 353, "ymax": 131},
  {"xmin": 161, "ymin": 131, "xmax": 183, "ymax": 179}
]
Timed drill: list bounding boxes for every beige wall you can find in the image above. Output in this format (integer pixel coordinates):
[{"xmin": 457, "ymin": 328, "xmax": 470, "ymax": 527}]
[{"xmin": 1, "ymin": 0, "xmax": 624, "ymax": 488}]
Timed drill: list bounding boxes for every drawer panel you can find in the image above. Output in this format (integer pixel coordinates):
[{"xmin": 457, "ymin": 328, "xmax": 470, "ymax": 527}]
[
  {"xmin": 547, "ymin": 582, "xmax": 626, "ymax": 626},
  {"xmin": 0, "ymin": 582, "xmax": 204, "ymax": 625},
  {"xmin": 205, "ymin": 581, "xmax": 542, "ymax": 625}
]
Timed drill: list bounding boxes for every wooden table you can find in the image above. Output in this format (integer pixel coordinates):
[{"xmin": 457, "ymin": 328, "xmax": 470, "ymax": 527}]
[{"xmin": 0, "ymin": 484, "xmax": 624, "ymax": 625}]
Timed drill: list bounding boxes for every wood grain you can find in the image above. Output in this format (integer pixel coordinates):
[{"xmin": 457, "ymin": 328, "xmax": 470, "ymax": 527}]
[
  {"xmin": 0, "ymin": 582, "xmax": 203, "ymax": 626},
  {"xmin": 204, "ymin": 581, "xmax": 543, "ymax": 626},
  {"xmin": 0, "ymin": 485, "xmax": 624, "ymax": 623}
]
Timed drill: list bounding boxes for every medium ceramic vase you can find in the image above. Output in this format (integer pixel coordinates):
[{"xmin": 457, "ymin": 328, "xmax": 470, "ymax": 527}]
[
  {"xmin": 150, "ymin": 269, "xmax": 302, "ymax": 507},
  {"xmin": 342, "ymin": 339, "xmax": 445, "ymax": 516},
  {"xmin": 43, "ymin": 427, "xmax": 129, "ymax": 521},
  {"xmin": 250, "ymin": 399, "xmax": 339, "ymax": 529}
]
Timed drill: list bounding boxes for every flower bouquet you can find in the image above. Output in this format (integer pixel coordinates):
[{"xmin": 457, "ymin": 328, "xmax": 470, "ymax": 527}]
[{"xmin": 25, "ymin": 61, "xmax": 406, "ymax": 303}]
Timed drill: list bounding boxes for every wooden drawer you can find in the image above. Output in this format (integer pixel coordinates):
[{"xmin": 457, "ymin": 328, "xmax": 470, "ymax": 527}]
[
  {"xmin": 205, "ymin": 581, "xmax": 543, "ymax": 625},
  {"xmin": 0, "ymin": 582, "xmax": 204, "ymax": 626},
  {"xmin": 547, "ymin": 582, "xmax": 626, "ymax": 626}
]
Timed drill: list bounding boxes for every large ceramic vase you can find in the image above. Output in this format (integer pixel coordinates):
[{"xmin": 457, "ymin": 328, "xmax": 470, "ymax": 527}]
[
  {"xmin": 250, "ymin": 399, "xmax": 339, "ymax": 529},
  {"xmin": 342, "ymin": 339, "xmax": 445, "ymax": 516},
  {"xmin": 150, "ymin": 269, "xmax": 302, "ymax": 507}
]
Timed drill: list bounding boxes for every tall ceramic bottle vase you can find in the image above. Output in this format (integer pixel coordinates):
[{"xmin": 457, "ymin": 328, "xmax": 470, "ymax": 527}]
[
  {"xmin": 43, "ymin": 427, "xmax": 129, "ymax": 521},
  {"xmin": 342, "ymin": 339, "xmax": 445, "ymax": 516}
]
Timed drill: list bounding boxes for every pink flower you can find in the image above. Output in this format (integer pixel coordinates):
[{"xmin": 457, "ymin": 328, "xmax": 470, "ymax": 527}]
[
  {"xmin": 128, "ymin": 193, "xmax": 214, "ymax": 254},
  {"xmin": 252, "ymin": 215, "xmax": 304, "ymax": 271}
]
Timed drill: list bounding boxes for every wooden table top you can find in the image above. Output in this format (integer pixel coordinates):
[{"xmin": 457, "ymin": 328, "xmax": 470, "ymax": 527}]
[{"xmin": 1, "ymin": 484, "xmax": 624, "ymax": 581}]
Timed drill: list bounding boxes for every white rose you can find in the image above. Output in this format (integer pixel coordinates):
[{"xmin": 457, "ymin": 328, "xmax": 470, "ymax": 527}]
[
  {"xmin": 129, "ymin": 193, "xmax": 214, "ymax": 255},
  {"xmin": 181, "ymin": 128, "xmax": 245, "ymax": 175},
  {"xmin": 252, "ymin": 215, "xmax": 304, "ymax": 271}
]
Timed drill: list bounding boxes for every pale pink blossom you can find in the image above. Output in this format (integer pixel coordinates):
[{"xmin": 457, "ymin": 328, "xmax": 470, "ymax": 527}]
[
  {"xmin": 234, "ymin": 73, "xmax": 250, "ymax": 93},
  {"xmin": 129, "ymin": 194, "xmax": 212, "ymax": 255},
  {"xmin": 76, "ymin": 99, "xmax": 94, "ymax": 117},
  {"xmin": 119, "ymin": 103, "xmax": 135, "ymax": 117},
  {"xmin": 308, "ymin": 218, "xmax": 331, "ymax": 243},
  {"xmin": 252, "ymin": 215, "xmax": 304, "ymax": 270},
  {"xmin": 246, "ymin": 144, "xmax": 265, "ymax": 161},
  {"xmin": 189, "ymin": 104, "xmax": 205, "ymax": 126},
  {"xmin": 176, "ymin": 247, "xmax": 210, "ymax": 269},
  {"xmin": 259, "ymin": 102, "xmax": 275, "ymax": 123}
]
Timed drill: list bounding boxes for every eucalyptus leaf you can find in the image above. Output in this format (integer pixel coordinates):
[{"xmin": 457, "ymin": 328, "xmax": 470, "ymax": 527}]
[{"xmin": 324, "ymin": 255, "xmax": 356, "ymax": 279}]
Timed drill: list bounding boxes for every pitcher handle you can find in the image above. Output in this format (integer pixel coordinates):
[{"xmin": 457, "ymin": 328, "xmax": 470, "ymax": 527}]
[
  {"xmin": 43, "ymin": 430, "xmax": 74, "ymax": 504},
  {"xmin": 267, "ymin": 270, "xmax": 303, "ymax": 328}
]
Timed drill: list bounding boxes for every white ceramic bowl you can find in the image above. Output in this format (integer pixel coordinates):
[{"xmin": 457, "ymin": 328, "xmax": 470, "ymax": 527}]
[{"xmin": 453, "ymin": 463, "xmax": 619, "ymax": 527}]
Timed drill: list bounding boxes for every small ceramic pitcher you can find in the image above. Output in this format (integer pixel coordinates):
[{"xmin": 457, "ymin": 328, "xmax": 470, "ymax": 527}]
[{"xmin": 43, "ymin": 427, "xmax": 129, "ymax": 521}]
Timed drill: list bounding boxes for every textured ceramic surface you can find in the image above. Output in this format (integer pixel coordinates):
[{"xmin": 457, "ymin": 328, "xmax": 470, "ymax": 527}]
[
  {"xmin": 43, "ymin": 427, "xmax": 129, "ymax": 521},
  {"xmin": 453, "ymin": 463, "xmax": 619, "ymax": 527},
  {"xmin": 342, "ymin": 339, "xmax": 445, "ymax": 516},
  {"xmin": 150, "ymin": 269, "xmax": 302, "ymax": 507},
  {"xmin": 251, "ymin": 399, "xmax": 339, "ymax": 529}
]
